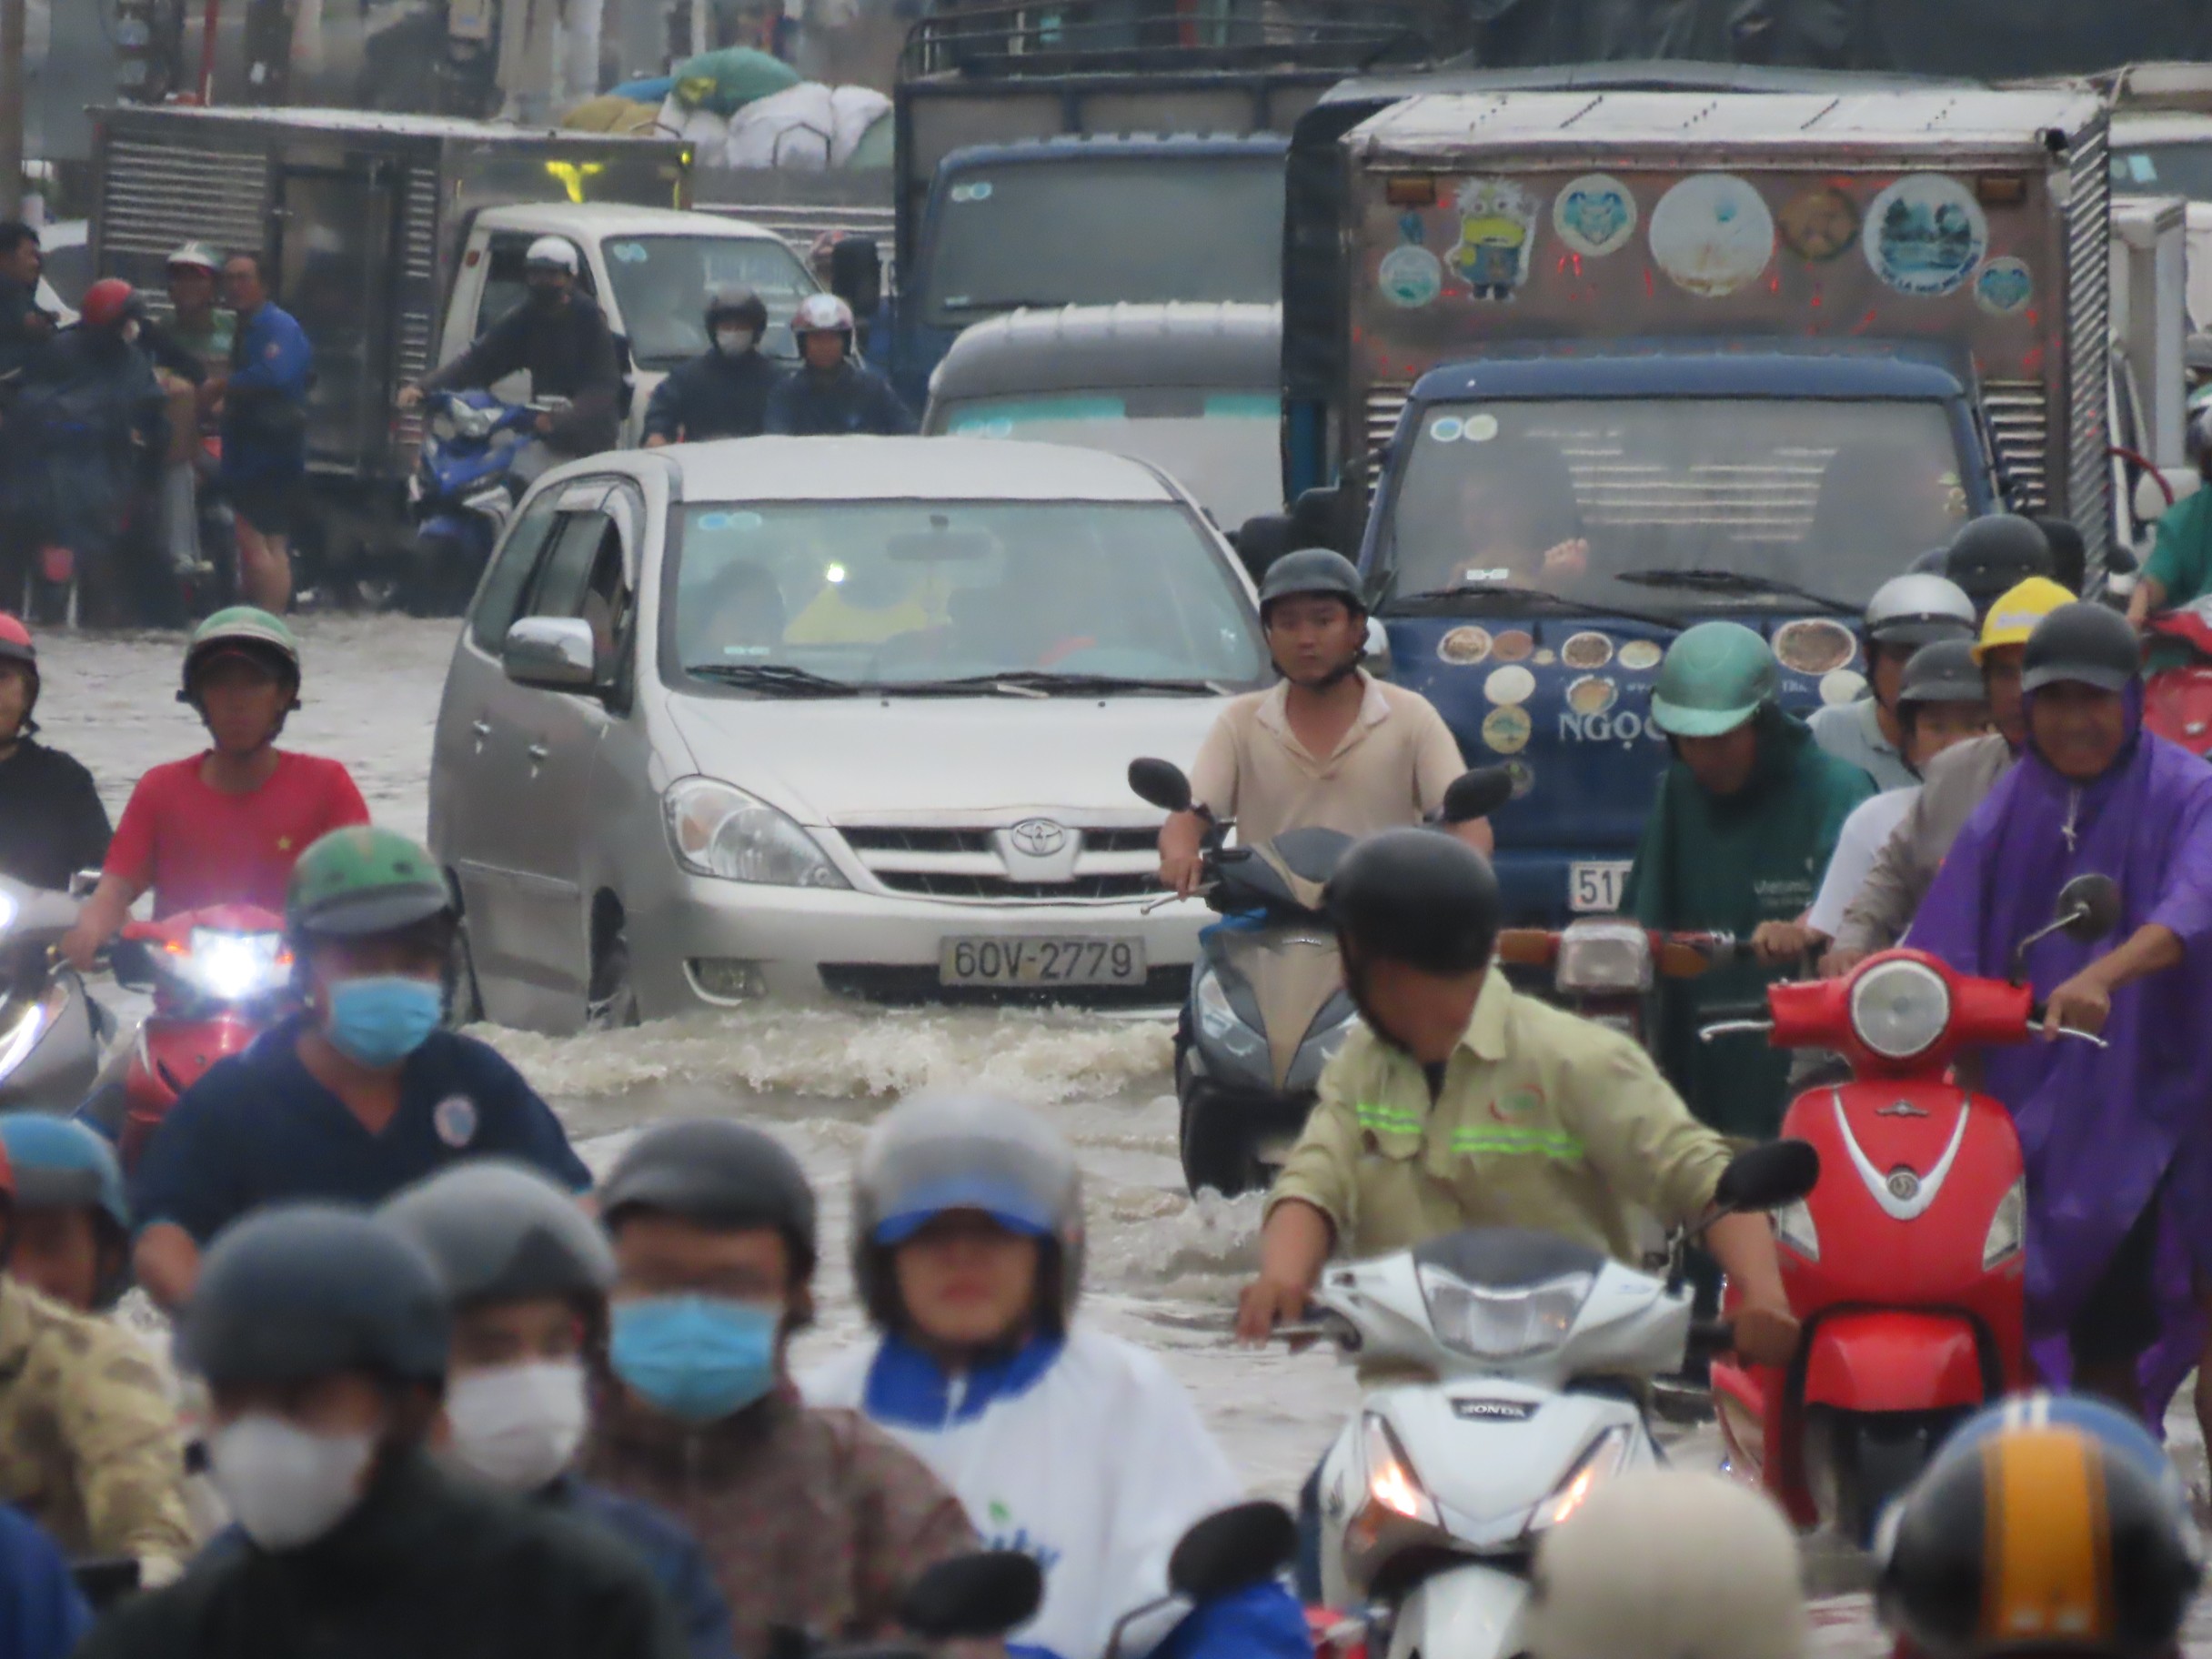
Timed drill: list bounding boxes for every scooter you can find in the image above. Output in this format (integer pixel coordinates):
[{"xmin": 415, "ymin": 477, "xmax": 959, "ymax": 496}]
[
  {"xmin": 1703, "ymin": 874, "xmax": 2119, "ymax": 1542},
  {"xmin": 1297, "ymin": 1141, "xmax": 1818, "ymax": 1659},
  {"xmin": 1127, "ymin": 759, "xmax": 1513, "ymax": 1198},
  {"xmin": 0, "ymin": 877, "xmax": 106, "ymax": 1111},
  {"xmin": 405, "ymin": 389, "xmax": 541, "ymax": 617},
  {"xmin": 1494, "ymin": 921, "xmax": 1738, "ymax": 1047},
  {"xmin": 2142, "ymin": 598, "xmax": 2212, "ymax": 759}
]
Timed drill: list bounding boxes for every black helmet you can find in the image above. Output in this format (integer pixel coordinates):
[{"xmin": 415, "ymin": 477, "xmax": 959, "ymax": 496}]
[
  {"xmin": 1258, "ymin": 548, "xmax": 1365, "ymax": 622},
  {"xmin": 706, "ymin": 285, "xmax": 768, "ymax": 339},
  {"xmin": 1895, "ymin": 638, "xmax": 1987, "ymax": 711},
  {"xmin": 1326, "ymin": 828, "xmax": 1500, "ymax": 974},
  {"xmin": 379, "ymin": 1159, "xmax": 615, "ymax": 1312},
  {"xmin": 1944, "ymin": 516, "xmax": 2056, "ymax": 611},
  {"xmin": 2022, "ymin": 601, "xmax": 2141, "ymax": 695},
  {"xmin": 599, "ymin": 1120, "xmax": 818, "ymax": 1280},
  {"xmin": 180, "ymin": 1203, "xmax": 449, "ymax": 1386}
]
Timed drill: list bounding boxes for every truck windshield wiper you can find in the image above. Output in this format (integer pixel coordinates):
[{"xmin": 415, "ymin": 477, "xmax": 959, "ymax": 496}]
[
  {"xmin": 1613, "ymin": 568, "xmax": 1857, "ymax": 616},
  {"xmin": 685, "ymin": 663, "xmax": 860, "ymax": 697},
  {"xmin": 880, "ymin": 669, "xmax": 1226, "ymax": 697},
  {"xmin": 1389, "ymin": 584, "xmax": 1684, "ymax": 635}
]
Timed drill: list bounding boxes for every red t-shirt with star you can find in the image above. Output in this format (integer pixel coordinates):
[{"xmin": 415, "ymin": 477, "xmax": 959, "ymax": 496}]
[{"xmin": 104, "ymin": 751, "xmax": 371, "ymax": 918}]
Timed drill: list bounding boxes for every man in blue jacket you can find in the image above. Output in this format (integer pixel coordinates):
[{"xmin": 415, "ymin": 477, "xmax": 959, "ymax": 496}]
[
  {"xmin": 764, "ymin": 295, "xmax": 913, "ymax": 437},
  {"xmin": 206, "ymin": 251, "xmax": 311, "ymax": 614}
]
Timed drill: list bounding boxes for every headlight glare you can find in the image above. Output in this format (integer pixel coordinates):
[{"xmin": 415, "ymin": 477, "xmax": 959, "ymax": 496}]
[
  {"xmin": 1848, "ymin": 959, "xmax": 1951, "ymax": 1060},
  {"xmin": 1416, "ymin": 1263, "xmax": 1593, "ymax": 1361},
  {"xmin": 1555, "ymin": 919, "xmax": 1653, "ymax": 994},
  {"xmin": 1529, "ymin": 1424, "xmax": 1634, "ymax": 1533},
  {"xmin": 663, "ymin": 779, "xmax": 848, "ymax": 889},
  {"xmin": 185, "ymin": 929, "xmax": 288, "ymax": 1001},
  {"xmin": 1361, "ymin": 1414, "xmax": 1437, "ymax": 1528}
]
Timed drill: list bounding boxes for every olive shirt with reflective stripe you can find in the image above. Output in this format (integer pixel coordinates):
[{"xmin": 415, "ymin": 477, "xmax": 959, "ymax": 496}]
[{"xmin": 1268, "ymin": 972, "xmax": 1733, "ymax": 1263}]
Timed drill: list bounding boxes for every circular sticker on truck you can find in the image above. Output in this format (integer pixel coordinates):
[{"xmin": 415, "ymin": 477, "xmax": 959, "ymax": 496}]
[
  {"xmin": 1379, "ymin": 245, "xmax": 1444, "ymax": 308},
  {"xmin": 1553, "ymin": 175, "xmax": 1637, "ymax": 256},
  {"xmin": 1975, "ymin": 256, "xmax": 2033, "ymax": 317},
  {"xmin": 1648, "ymin": 175, "xmax": 1775, "ymax": 298},
  {"xmin": 1865, "ymin": 176, "xmax": 1987, "ymax": 298}
]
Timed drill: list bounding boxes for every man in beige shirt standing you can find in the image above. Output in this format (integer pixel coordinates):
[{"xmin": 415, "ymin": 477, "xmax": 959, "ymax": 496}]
[{"xmin": 1157, "ymin": 549, "xmax": 1490, "ymax": 896}]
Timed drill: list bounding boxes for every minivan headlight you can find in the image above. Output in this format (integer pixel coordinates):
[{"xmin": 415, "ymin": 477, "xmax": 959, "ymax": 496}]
[{"xmin": 663, "ymin": 779, "xmax": 849, "ymax": 889}]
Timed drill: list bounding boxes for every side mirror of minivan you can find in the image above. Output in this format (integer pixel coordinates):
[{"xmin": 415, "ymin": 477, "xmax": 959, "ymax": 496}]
[
  {"xmin": 829, "ymin": 236, "xmax": 883, "ymax": 323},
  {"xmin": 501, "ymin": 617, "xmax": 600, "ymax": 692}
]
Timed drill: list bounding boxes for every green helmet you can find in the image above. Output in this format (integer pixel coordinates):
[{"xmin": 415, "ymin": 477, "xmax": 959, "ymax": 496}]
[
  {"xmin": 1650, "ymin": 622, "xmax": 1778, "ymax": 739},
  {"xmin": 181, "ymin": 606, "xmax": 301, "ymax": 702},
  {"xmin": 287, "ymin": 826, "xmax": 454, "ymax": 940}
]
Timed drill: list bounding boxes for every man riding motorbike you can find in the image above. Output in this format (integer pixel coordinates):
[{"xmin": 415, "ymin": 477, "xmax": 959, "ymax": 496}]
[
  {"xmin": 762, "ymin": 295, "xmax": 914, "ymax": 437},
  {"xmin": 1624, "ymin": 621, "xmax": 1874, "ymax": 1138},
  {"xmin": 380, "ymin": 1160, "xmax": 737, "ymax": 1659},
  {"xmin": 128, "ymin": 825, "xmax": 588, "ymax": 1312},
  {"xmin": 1807, "ymin": 573, "xmax": 1976, "ymax": 791},
  {"xmin": 0, "ymin": 1116, "xmax": 130, "ymax": 1315},
  {"xmin": 809, "ymin": 1091, "xmax": 1310, "ymax": 1659},
  {"xmin": 1822, "ymin": 574, "xmax": 2075, "ymax": 976},
  {"xmin": 400, "ymin": 237, "xmax": 621, "ymax": 477},
  {"xmin": 1944, "ymin": 514, "xmax": 2056, "ymax": 622},
  {"xmin": 61, "ymin": 608, "xmax": 367, "ymax": 970},
  {"xmin": 642, "ymin": 287, "xmax": 780, "ymax": 447},
  {"xmin": 1157, "ymin": 548, "xmax": 1490, "ymax": 900},
  {"xmin": 0, "ymin": 614, "xmax": 111, "ymax": 892},
  {"xmin": 77, "ymin": 1204, "xmax": 689, "ymax": 1659},
  {"xmin": 1909, "ymin": 602, "xmax": 2212, "ymax": 1443},
  {"xmin": 2126, "ymin": 398, "xmax": 2212, "ymax": 650},
  {"xmin": 581, "ymin": 1118, "xmax": 980, "ymax": 1659}
]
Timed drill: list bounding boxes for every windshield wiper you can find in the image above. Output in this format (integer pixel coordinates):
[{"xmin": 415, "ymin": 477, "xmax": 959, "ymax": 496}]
[
  {"xmin": 934, "ymin": 297, "xmax": 1061, "ymax": 317},
  {"xmin": 685, "ymin": 663, "xmax": 860, "ymax": 697},
  {"xmin": 880, "ymin": 670, "xmax": 1226, "ymax": 697},
  {"xmin": 1390, "ymin": 584, "xmax": 1684, "ymax": 635},
  {"xmin": 1613, "ymin": 568, "xmax": 1857, "ymax": 616}
]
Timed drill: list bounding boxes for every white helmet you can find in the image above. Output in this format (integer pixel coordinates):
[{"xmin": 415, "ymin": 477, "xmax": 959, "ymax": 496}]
[
  {"xmin": 524, "ymin": 236, "xmax": 579, "ymax": 275},
  {"xmin": 792, "ymin": 292, "xmax": 856, "ymax": 337},
  {"xmin": 1525, "ymin": 1470, "xmax": 1806, "ymax": 1659},
  {"xmin": 1865, "ymin": 572, "xmax": 1976, "ymax": 650}
]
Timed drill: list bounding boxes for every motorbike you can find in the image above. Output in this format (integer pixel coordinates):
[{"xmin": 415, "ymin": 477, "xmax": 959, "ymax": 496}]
[
  {"xmin": 1295, "ymin": 1141, "xmax": 1818, "ymax": 1659},
  {"xmin": 1494, "ymin": 921, "xmax": 1738, "ymax": 1046},
  {"xmin": 79, "ymin": 903, "xmax": 293, "ymax": 1170},
  {"xmin": 2143, "ymin": 599, "xmax": 2212, "ymax": 759},
  {"xmin": 1126, "ymin": 759, "xmax": 1513, "ymax": 1198},
  {"xmin": 1703, "ymin": 873, "xmax": 2121, "ymax": 1542},
  {"xmin": 0, "ymin": 877, "xmax": 106, "ymax": 1111},
  {"xmin": 405, "ymin": 388, "xmax": 546, "ymax": 617}
]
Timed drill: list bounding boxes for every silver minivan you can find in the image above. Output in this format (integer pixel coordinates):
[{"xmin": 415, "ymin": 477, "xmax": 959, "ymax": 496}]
[{"xmin": 427, "ymin": 436, "xmax": 1270, "ymax": 1033}]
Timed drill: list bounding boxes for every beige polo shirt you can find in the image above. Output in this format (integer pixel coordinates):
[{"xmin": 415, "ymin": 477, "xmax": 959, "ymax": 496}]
[
  {"xmin": 1269, "ymin": 972, "xmax": 1732, "ymax": 1265},
  {"xmin": 1188, "ymin": 672, "xmax": 1466, "ymax": 846}
]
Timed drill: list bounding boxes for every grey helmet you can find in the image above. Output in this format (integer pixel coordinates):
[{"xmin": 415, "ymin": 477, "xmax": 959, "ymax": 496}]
[
  {"xmin": 851, "ymin": 1091, "xmax": 1085, "ymax": 1331},
  {"xmin": 1895, "ymin": 639, "xmax": 1986, "ymax": 712},
  {"xmin": 180, "ymin": 1204, "xmax": 449, "ymax": 1386},
  {"xmin": 1864, "ymin": 573, "xmax": 1976, "ymax": 651},
  {"xmin": 378, "ymin": 1160, "xmax": 614, "ymax": 1316},
  {"xmin": 599, "ymin": 1119, "xmax": 819, "ymax": 1280},
  {"xmin": 1257, "ymin": 548, "xmax": 1365, "ymax": 622}
]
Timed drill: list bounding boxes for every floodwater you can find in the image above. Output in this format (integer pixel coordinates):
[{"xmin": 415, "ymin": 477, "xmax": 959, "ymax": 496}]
[{"xmin": 35, "ymin": 617, "xmax": 2210, "ymax": 1647}]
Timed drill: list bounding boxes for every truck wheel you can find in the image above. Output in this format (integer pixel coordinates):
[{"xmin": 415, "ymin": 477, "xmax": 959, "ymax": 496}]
[
  {"xmin": 1833, "ymin": 1409, "xmax": 1959, "ymax": 1547},
  {"xmin": 1179, "ymin": 1080, "xmax": 1262, "ymax": 1198}
]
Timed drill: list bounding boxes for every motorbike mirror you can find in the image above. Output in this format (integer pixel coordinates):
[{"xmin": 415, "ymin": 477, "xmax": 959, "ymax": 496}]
[
  {"xmin": 67, "ymin": 869, "xmax": 100, "ymax": 900},
  {"xmin": 1441, "ymin": 767, "xmax": 1512, "ymax": 825},
  {"xmin": 897, "ymin": 1551, "xmax": 1042, "ymax": 1642},
  {"xmin": 2056, "ymin": 873, "xmax": 2121, "ymax": 942},
  {"xmin": 1167, "ymin": 1501, "xmax": 1298, "ymax": 1604},
  {"xmin": 1712, "ymin": 1139, "xmax": 1820, "ymax": 1214},
  {"xmin": 1128, "ymin": 757, "xmax": 1193, "ymax": 814},
  {"xmin": 828, "ymin": 236, "xmax": 883, "ymax": 322}
]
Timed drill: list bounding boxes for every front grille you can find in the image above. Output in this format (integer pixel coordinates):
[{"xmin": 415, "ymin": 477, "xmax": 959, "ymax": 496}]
[
  {"xmin": 836, "ymin": 823, "xmax": 1157, "ymax": 902},
  {"xmin": 1078, "ymin": 828, "xmax": 1157, "ymax": 854},
  {"xmin": 820, "ymin": 962, "xmax": 1188, "ymax": 1009},
  {"xmin": 840, "ymin": 828, "xmax": 991, "ymax": 854},
  {"xmin": 874, "ymin": 871, "xmax": 1157, "ymax": 900}
]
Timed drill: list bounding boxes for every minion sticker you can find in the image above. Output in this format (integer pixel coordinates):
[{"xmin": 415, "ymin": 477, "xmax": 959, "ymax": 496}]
[{"xmin": 1448, "ymin": 178, "xmax": 1536, "ymax": 301}]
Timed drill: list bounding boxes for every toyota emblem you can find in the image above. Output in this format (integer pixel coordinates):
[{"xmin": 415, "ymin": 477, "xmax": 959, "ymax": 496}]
[
  {"xmin": 1886, "ymin": 1169, "xmax": 1921, "ymax": 1202},
  {"xmin": 1009, "ymin": 819, "xmax": 1069, "ymax": 857}
]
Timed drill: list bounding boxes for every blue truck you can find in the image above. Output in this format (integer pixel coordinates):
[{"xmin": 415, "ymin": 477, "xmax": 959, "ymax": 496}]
[{"xmin": 1274, "ymin": 85, "xmax": 2116, "ymax": 922}]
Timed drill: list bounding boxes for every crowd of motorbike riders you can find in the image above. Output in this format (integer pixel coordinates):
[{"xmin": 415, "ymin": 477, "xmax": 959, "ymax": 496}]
[
  {"xmin": 0, "ymin": 228, "xmax": 2205, "ymax": 1659},
  {"xmin": 0, "ymin": 221, "xmax": 910, "ymax": 631}
]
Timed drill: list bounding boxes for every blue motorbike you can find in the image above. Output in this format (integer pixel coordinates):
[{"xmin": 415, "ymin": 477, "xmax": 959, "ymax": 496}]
[{"xmin": 406, "ymin": 389, "xmax": 540, "ymax": 616}]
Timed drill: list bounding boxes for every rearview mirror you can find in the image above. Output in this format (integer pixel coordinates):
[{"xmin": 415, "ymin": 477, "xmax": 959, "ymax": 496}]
[
  {"xmin": 828, "ymin": 235, "xmax": 883, "ymax": 323},
  {"xmin": 1442, "ymin": 767, "xmax": 1512, "ymax": 825},
  {"xmin": 1128, "ymin": 758, "xmax": 1193, "ymax": 814},
  {"xmin": 1713, "ymin": 1139, "xmax": 1820, "ymax": 1213},
  {"xmin": 1290, "ymin": 482, "xmax": 1346, "ymax": 550},
  {"xmin": 2056, "ymin": 873, "xmax": 2121, "ymax": 942},
  {"xmin": 501, "ymin": 617, "xmax": 599, "ymax": 691},
  {"xmin": 1167, "ymin": 1501, "xmax": 1297, "ymax": 1604},
  {"xmin": 1231, "ymin": 512, "xmax": 1294, "ymax": 585},
  {"xmin": 898, "ymin": 1551, "xmax": 1041, "ymax": 1642}
]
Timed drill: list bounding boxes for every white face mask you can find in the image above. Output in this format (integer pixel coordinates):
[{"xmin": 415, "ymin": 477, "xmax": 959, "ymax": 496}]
[
  {"xmin": 714, "ymin": 326, "xmax": 752, "ymax": 354},
  {"xmin": 207, "ymin": 1413, "xmax": 376, "ymax": 1551},
  {"xmin": 443, "ymin": 1359, "xmax": 588, "ymax": 1493}
]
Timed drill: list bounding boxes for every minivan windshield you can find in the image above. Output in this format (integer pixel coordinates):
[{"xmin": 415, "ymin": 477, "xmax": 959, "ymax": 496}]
[
  {"xmin": 600, "ymin": 235, "xmax": 817, "ymax": 368},
  {"xmin": 936, "ymin": 393, "xmax": 1282, "ymax": 525},
  {"xmin": 1382, "ymin": 397, "xmax": 1971, "ymax": 614},
  {"xmin": 2111, "ymin": 142, "xmax": 2212, "ymax": 201},
  {"xmin": 919, "ymin": 155, "xmax": 1283, "ymax": 326},
  {"xmin": 668, "ymin": 500, "xmax": 1267, "ymax": 690}
]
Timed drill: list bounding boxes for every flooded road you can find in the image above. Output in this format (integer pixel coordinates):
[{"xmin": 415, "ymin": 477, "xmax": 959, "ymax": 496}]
[{"xmin": 35, "ymin": 616, "xmax": 2207, "ymax": 1643}]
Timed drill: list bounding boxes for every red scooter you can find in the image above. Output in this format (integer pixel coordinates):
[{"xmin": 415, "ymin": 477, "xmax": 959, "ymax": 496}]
[{"xmin": 2143, "ymin": 600, "xmax": 2212, "ymax": 759}]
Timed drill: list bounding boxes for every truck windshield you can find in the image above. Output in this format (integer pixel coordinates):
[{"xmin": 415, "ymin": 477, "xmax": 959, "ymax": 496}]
[
  {"xmin": 920, "ymin": 155, "xmax": 1282, "ymax": 326},
  {"xmin": 935, "ymin": 392, "xmax": 1282, "ymax": 525},
  {"xmin": 667, "ymin": 500, "xmax": 1266, "ymax": 689},
  {"xmin": 1382, "ymin": 398, "xmax": 1969, "ymax": 614},
  {"xmin": 599, "ymin": 235, "xmax": 817, "ymax": 369},
  {"xmin": 2111, "ymin": 142, "xmax": 2212, "ymax": 200}
]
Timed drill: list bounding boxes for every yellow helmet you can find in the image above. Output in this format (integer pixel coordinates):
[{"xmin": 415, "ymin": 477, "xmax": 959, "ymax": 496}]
[{"xmin": 1975, "ymin": 576, "xmax": 2075, "ymax": 661}]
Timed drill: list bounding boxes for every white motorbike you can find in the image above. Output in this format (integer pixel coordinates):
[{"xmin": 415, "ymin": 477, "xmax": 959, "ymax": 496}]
[{"xmin": 1301, "ymin": 1141, "xmax": 1818, "ymax": 1659}]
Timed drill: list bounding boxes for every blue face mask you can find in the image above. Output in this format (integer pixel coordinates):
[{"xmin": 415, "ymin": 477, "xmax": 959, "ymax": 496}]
[
  {"xmin": 323, "ymin": 975, "xmax": 443, "ymax": 1069},
  {"xmin": 609, "ymin": 1295, "xmax": 780, "ymax": 1423}
]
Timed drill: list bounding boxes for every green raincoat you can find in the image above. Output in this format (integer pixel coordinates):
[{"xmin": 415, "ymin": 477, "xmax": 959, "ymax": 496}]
[{"xmin": 1624, "ymin": 705, "xmax": 1875, "ymax": 1139}]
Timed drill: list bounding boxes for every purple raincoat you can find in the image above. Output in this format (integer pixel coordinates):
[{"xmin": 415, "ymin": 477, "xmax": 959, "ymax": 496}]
[{"xmin": 1906, "ymin": 684, "xmax": 2212, "ymax": 1353}]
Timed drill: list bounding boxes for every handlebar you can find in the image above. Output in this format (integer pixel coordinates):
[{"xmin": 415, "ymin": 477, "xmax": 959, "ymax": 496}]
[{"xmin": 2026, "ymin": 1007, "xmax": 2109, "ymax": 1049}]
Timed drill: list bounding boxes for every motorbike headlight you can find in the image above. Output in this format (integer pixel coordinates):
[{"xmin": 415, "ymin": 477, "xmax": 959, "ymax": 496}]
[
  {"xmin": 663, "ymin": 778, "xmax": 848, "ymax": 889},
  {"xmin": 1360, "ymin": 1413, "xmax": 1438, "ymax": 1529},
  {"xmin": 1554, "ymin": 919, "xmax": 1653, "ymax": 995},
  {"xmin": 1773, "ymin": 1197, "xmax": 1819, "ymax": 1262},
  {"xmin": 0, "ymin": 890, "xmax": 18, "ymax": 933},
  {"xmin": 186, "ymin": 929, "xmax": 289, "ymax": 1001},
  {"xmin": 0, "ymin": 995, "xmax": 52, "ymax": 1081},
  {"xmin": 1983, "ymin": 1177, "xmax": 2026, "ymax": 1268},
  {"xmin": 1528, "ymin": 1424, "xmax": 1634, "ymax": 1533},
  {"xmin": 1416, "ymin": 1262, "xmax": 1593, "ymax": 1361},
  {"xmin": 1848, "ymin": 959, "xmax": 1950, "ymax": 1061},
  {"xmin": 1196, "ymin": 970, "xmax": 1240, "ymax": 1041}
]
